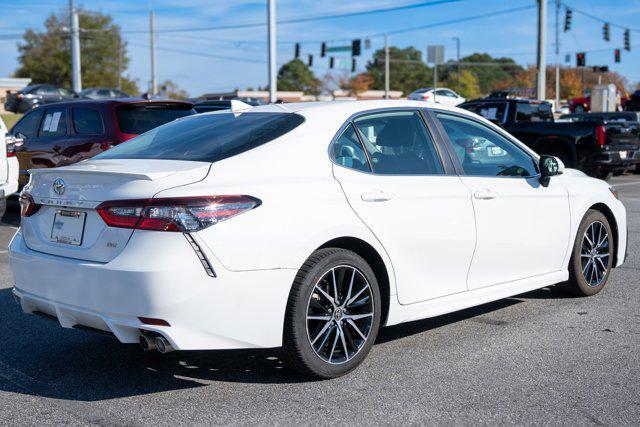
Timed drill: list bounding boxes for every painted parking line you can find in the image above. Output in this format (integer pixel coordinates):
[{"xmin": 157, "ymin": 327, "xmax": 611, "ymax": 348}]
[{"xmin": 612, "ymin": 181, "xmax": 640, "ymax": 187}]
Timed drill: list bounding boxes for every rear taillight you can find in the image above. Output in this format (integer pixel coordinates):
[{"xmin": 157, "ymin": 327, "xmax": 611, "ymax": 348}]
[
  {"xmin": 422, "ymin": 94, "xmax": 430, "ymax": 100},
  {"xmin": 595, "ymin": 125, "xmax": 606, "ymax": 147},
  {"xmin": 19, "ymin": 193, "xmax": 41, "ymax": 217},
  {"xmin": 96, "ymin": 196, "xmax": 261, "ymax": 232},
  {"xmin": 100, "ymin": 142, "xmax": 113, "ymax": 151}
]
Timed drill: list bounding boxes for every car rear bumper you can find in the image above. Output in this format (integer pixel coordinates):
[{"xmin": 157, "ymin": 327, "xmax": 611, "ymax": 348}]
[
  {"xmin": 8, "ymin": 230, "xmax": 296, "ymax": 350},
  {"xmin": 585, "ymin": 148, "xmax": 640, "ymax": 169}
]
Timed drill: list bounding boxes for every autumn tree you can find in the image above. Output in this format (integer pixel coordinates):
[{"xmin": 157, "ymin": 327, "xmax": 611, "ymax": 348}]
[
  {"xmin": 442, "ymin": 69, "xmax": 481, "ymax": 99},
  {"xmin": 15, "ymin": 8, "xmax": 138, "ymax": 94}
]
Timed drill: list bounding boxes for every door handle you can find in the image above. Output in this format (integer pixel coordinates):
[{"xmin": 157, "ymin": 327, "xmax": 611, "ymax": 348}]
[
  {"xmin": 361, "ymin": 191, "xmax": 395, "ymax": 202},
  {"xmin": 473, "ymin": 189, "xmax": 499, "ymax": 200}
]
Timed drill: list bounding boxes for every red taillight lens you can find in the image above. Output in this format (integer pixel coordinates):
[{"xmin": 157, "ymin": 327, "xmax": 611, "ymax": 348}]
[
  {"xmin": 100, "ymin": 142, "xmax": 113, "ymax": 151},
  {"xmin": 595, "ymin": 125, "xmax": 606, "ymax": 147},
  {"xmin": 96, "ymin": 196, "xmax": 261, "ymax": 232},
  {"xmin": 19, "ymin": 193, "xmax": 41, "ymax": 217},
  {"xmin": 422, "ymin": 94, "xmax": 430, "ymax": 100}
]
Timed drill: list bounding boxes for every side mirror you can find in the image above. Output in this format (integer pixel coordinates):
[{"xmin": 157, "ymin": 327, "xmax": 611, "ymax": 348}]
[{"xmin": 539, "ymin": 155, "xmax": 564, "ymax": 185}]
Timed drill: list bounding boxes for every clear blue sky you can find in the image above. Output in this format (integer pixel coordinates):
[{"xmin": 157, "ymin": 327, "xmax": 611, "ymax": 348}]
[{"xmin": 1, "ymin": 0, "xmax": 639, "ymax": 96}]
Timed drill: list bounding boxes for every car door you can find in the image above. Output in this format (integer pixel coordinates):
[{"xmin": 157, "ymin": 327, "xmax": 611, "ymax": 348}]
[
  {"xmin": 332, "ymin": 109, "xmax": 476, "ymax": 304},
  {"xmin": 10, "ymin": 108, "xmax": 45, "ymax": 186},
  {"xmin": 433, "ymin": 111, "xmax": 570, "ymax": 290}
]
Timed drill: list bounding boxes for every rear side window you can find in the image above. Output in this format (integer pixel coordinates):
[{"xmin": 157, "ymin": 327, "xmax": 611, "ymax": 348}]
[
  {"xmin": 515, "ymin": 102, "xmax": 553, "ymax": 122},
  {"xmin": 96, "ymin": 112, "xmax": 305, "ymax": 163},
  {"xmin": 462, "ymin": 102, "xmax": 508, "ymax": 123},
  {"xmin": 11, "ymin": 109, "xmax": 44, "ymax": 139},
  {"xmin": 353, "ymin": 111, "xmax": 444, "ymax": 175},
  {"xmin": 331, "ymin": 124, "xmax": 370, "ymax": 172},
  {"xmin": 39, "ymin": 108, "xmax": 67, "ymax": 137},
  {"xmin": 116, "ymin": 105, "xmax": 195, "ymax": 134},
  {"xmin": 73, "ymin": 108, "xmax": 104, "ymax": 134}
]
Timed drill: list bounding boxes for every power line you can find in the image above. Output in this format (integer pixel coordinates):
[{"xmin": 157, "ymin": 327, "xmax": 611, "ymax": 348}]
[
  {"xmin": 127, "ymin": 43, "xmax": 267, "ymax": 64},
  {"xmin": 561, "ymin": 1, "xmax": 640, "ymax": 32},
  {"xmin": 87, "ymin": 0, "xmax": 467, "ymax": 35}
]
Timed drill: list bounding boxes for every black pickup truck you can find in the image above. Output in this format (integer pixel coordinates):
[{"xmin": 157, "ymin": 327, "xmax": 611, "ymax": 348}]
[{"xmin": 459, "ymin": 98, "xmax": 640, "ymax": 179}]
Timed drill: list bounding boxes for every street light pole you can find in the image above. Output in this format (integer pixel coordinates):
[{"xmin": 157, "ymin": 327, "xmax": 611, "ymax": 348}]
[
  {"xmin": 149, "ymin": 11, "xmax": 157, "ymax": 96},
  {"xmin": 555, "ymin": 0, "xmax": 560, "ymax": 110},
  {"xmin": 268, "ymin": 0, "xmax": 277, "ymax": 103},
  {"xmin": 452, "ymin": 37, "xmax": 460, "ymax": 95},
  {"xmin": 384, "ymin": 34, "xmax": 389, "ymax": 99},
  {"xmin": 536, "ymin": 0, "xmax": 547, "ymax": 100},
  {"xmin": 69, "ymin": 0, "xmax": 82, "ymax": 93}
]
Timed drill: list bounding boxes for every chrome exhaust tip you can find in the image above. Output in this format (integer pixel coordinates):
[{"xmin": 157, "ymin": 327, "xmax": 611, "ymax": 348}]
[
  {"xmin": 139, "ymin": 334, "xmax": 157, "ymax": 351},
  {"xmin": 155, "ymin": 336, "xmax": 174, "ymax": 354}
]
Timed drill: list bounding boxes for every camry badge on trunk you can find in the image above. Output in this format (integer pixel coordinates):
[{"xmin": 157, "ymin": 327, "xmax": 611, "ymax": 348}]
[{"xmin": 53, "ymin": 178, "xmax": 66, "ymax": 196}]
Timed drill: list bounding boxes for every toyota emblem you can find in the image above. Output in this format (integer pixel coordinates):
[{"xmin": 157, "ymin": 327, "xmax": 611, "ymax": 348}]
[{"xmin": 53, "ymin": 178, "xmax": 66, "ymax": 196}]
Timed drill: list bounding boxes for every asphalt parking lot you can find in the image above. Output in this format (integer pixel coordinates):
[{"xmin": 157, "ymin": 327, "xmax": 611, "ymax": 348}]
[{"xmin": 0, "ymin": 176, "xmax": 638, "ymax": 425}]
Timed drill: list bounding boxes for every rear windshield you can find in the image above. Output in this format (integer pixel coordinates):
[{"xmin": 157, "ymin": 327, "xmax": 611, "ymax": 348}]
[
  {"xmin": 97, "ymin": 112, "xmax": 305, "ymax": 163},
  {"xmin": 116, "ymin": 104, "xmax": 195, "ymax": 134}
]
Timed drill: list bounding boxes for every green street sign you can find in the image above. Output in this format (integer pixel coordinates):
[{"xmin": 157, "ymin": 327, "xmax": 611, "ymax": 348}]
[{"xmin": 326, "ymin": 46, "xmax": 351, "ymax": 53}]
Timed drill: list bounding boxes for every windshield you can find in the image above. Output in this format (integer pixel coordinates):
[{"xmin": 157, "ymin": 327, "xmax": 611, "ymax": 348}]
[{"xmin": 97, "ymin": 112, "xmax": 305, "ymax": 163}]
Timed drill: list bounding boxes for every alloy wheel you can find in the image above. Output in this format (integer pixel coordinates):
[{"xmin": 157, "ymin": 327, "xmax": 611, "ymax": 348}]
[
  {"xmin": 305, "ymin": 265, "xmax": 374, "ymax": 364},
  {"xmin": 580, "ymin": 220, "xmax": 610, "ymax": 287}
]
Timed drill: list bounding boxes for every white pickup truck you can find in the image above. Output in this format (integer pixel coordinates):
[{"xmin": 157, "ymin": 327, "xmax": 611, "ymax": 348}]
[{"xmin": 0, "ymin": 116, "xmax": 19, "ymax": 218}]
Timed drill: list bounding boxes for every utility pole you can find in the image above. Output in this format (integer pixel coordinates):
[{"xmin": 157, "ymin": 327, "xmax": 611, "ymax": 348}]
[
  {"xmin": 554, "ymin": 0, "xmax": 560, "ymax": 110},
  {"xmin": 384, "ymin": 34, "xmax": 389, "ymax": 99},
  {"xmin": 536, "ymin": 0, "xmax": 547, "ymax": 100},
  {"xmin": 69, "ymin": 0, "xmax": 81, "ymax": 93},
  {"xmin": 452, "ymin": 37, "xmax": 460, "ymax": 95},
  {"xmin": 267, "ymin": 0, "xmax": 277, "ymax": 103},
  {"xmin": 149, "ymin": 11, "xmax": 157, "ymax": 96},
  {"xmin": 115, "ymin": 31, "xmax": 122, "ymax": 90}
]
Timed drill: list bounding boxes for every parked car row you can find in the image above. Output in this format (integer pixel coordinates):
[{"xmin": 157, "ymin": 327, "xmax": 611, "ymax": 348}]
[{"xmin": 4, "ymin": 84, "xmax": 131, "ymax": 114}]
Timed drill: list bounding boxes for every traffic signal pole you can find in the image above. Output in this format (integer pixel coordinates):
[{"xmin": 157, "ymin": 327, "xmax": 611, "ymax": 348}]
[
  {"xmin": 268, "ymin": 0, "xmax": 277, "ymax": 104},
  {"xmin": 536, "ymin": 0, "xmax": 547, "ymax": 101}
]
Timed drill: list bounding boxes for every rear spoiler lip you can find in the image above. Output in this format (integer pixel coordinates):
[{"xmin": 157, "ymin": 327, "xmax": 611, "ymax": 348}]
[{"xmin": 27, "ymin": 167, "xmax": 175, "ymax": 181}]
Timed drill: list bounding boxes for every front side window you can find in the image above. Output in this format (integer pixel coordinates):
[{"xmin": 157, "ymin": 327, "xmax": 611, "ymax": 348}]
[
  {"xmin": 437, "ymin": 113, "xmax": 537, "ymax": 177},
  {"xmin": 352, "ymin": 111, "xmax": 444, "ymax": 175},
  {"xmin": 11, "ymin": 109, "xmax": 44, "ymax": 139},
  {"xmin": 38, "ymin": 108, "xmax": 67, "ymax": 137},
  {"xmin": 73, "ymin": 108, "xmax": 104, "ymax": 134},
  {"xmin": 331, "ymin": 124, "xmax": 370, "ymax": 172},
  {"xmin": 97, "ymin": 112, "xmax": 305, "ymax": 163}
]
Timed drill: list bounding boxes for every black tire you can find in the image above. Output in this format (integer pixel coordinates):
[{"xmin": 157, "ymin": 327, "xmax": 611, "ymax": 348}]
[
  {"xmin": 596, "ymin": 170, "xmax": 613, "ymax": 181},
  {"xmin": 284, "ymin": 248, "xmax": 381, "ymax": 379},
  {"xmin": 559, "ymin": 209, "xmax": 614, "ymax": 296}
]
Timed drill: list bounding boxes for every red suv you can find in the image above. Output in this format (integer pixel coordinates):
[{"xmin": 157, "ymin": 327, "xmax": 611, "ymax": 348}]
[{"xmin": 8, "ymin": 99, "xmax": 196, "ymax": 186}]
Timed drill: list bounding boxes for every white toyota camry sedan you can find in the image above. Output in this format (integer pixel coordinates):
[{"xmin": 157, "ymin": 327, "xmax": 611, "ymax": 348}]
[{"xmin": 9, "ymin": 100, "xmax": 627, "ymax": 378}]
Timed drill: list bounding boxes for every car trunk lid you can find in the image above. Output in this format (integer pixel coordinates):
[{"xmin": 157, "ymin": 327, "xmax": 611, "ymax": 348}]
[{"xmin": 21, "ymin": 159, "xmax": 211, "ymax": 262}]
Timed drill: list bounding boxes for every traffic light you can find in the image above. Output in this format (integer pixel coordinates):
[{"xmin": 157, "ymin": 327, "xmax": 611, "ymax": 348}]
[
  {"xmin": 624, "ymin": 29, "xmax": 631, "ymax": 51},
  {"xmin": 564, "ymin": 8, "xmax": 572, "ymax": 32},
  {"xmin": 351, "ymin": 39, "xmax": 361, "ymax": 56},
  {"xmin": 351, "ymin": 58, "xmax": 356, "ymax": 72},
  {"xmin": 614, "ymin": 48, "xmax": 621, "ymax": 63},
  {"xmin": 308, "ymin": 54, "xmax": 313, "ymax": 67},
  {"xmin": 603, "ymin": 23, "xmax": 610, "ymax": 42},
  {"xmin": 294, "ymin": 43, "xmax": 300, "ymax": 58},
  {"xmin": 321, "ymin": 42, "xmax": 326, "ymax": 58},
  {"xmin": 576, "ymin": 52, "xmax": 586, "ymax": 67},
  {"xmin": 329, "ymin": 56, "xmax": 334, "ymax": 69}
]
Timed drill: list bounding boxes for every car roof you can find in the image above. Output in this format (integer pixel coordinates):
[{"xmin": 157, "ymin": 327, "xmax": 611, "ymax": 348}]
[
  {"xmin": 32, "ymin": 98, "xmax": 194, "ymax": 108},
  {"xmin": 245, "ymin": 99, "xmax": 466, "ymax": 117}
]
